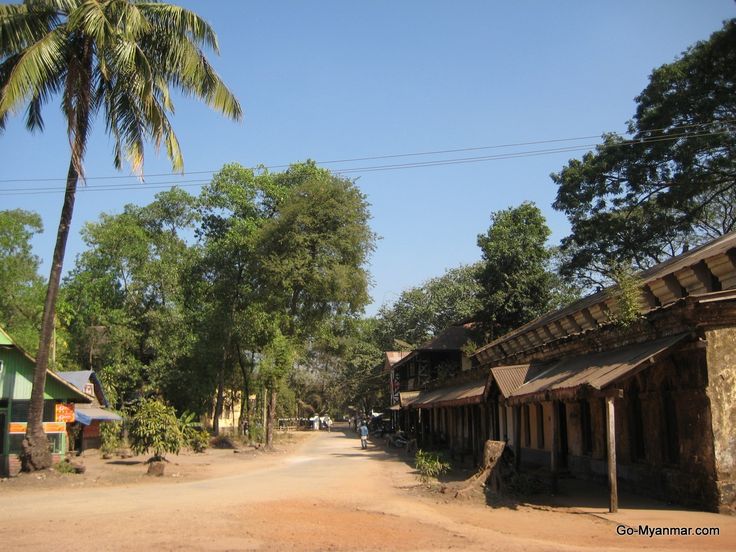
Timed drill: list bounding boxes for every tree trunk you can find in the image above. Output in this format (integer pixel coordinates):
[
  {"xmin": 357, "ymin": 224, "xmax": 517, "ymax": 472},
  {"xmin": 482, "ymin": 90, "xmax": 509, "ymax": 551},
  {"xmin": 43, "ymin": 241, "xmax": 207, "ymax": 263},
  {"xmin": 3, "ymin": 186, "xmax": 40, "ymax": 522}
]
[
  {"xmin": 213, "ymin": 366, "xmax": 224, "ymax": 436},
  {"xmin": 266, "ymin": 386, "xmax": 277, "ymax": 449},
  {"xmin": 236, "ymin": 345, "xmax": 251, "ymax": 438},
  {"xmin": 21, "ymin": 160, "xmax": 78, "ymax": 471}
]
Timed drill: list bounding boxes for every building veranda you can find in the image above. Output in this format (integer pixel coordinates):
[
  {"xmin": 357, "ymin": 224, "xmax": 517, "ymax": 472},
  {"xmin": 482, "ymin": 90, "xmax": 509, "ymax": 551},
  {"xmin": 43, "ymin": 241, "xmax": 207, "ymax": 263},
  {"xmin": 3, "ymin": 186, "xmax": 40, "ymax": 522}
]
[{"xmin": 387, "ymin": 232, "xmax": 736, "ymax": 514}]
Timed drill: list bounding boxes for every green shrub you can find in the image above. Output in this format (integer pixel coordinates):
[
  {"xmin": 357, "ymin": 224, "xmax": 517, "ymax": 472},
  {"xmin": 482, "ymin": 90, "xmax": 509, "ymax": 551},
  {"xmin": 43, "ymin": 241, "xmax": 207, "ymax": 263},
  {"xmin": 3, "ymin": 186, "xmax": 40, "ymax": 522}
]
[
  {"xmin": 127, "ymin": 398, "xmax": 182, "ymax": 461},
  {"xmin": 179, "ymin": 411, "xmax": 209, "ymax": 453},
  {"xmin": 415, "ymin": 449, "xmax": 451, "ymax": 484},
  {"xmin": 100, "ymin": 420, "xmax": 123, "ymax": 456},
  {"xmin": 54, "ymin": 459, "xmax": 76, "ymax": 474}
]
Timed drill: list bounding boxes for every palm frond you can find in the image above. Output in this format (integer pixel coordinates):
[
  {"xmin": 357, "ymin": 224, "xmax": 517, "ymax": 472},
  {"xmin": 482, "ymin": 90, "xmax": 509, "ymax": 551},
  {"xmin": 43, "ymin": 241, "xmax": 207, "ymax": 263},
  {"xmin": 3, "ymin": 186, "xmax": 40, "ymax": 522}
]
[
  {"xmin": 0, "ymin": 26, "xmax": 67, "ymax": 116},
  {"xmin": 0, "ymin": 3, "xmax": 60, "ymax": 56},
  {"xmin": 137, "ymin": 2, "xmax": 219, "ymax": 52}
]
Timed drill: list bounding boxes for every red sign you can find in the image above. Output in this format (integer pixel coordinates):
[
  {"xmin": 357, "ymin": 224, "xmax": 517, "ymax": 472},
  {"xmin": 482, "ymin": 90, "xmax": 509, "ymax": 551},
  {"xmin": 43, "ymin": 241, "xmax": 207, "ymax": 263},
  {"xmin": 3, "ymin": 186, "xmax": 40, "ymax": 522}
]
[{"xmin": 55, "ymin": 403, "xmax": 75, "ymax": 423}]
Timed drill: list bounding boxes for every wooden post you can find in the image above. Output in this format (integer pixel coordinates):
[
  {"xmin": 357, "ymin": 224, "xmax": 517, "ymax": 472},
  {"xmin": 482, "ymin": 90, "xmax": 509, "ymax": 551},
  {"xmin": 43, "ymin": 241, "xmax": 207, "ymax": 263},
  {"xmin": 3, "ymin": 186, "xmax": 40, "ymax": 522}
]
[
  {"xmin": 501, "ymin": 404, "xmax": 508, "ymax": 441},
  {"xmin": 513, "ymin": 405, "xmax": 522, "ymax": 471},
  {"xmin": 606, "ymin": 396, "xmax": 618, "ymax": 513},
  {"xmin": 550, "ymin": 401, "xmax": 559, "ymax": 492}
]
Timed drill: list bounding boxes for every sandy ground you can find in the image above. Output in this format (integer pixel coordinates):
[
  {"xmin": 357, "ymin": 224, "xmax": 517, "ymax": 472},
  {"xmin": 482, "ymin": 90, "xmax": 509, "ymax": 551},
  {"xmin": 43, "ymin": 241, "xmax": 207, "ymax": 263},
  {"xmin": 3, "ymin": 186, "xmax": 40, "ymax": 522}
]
[{"xmin": 1, "ymin": 426, "xmax": 734, "ymax": 551}]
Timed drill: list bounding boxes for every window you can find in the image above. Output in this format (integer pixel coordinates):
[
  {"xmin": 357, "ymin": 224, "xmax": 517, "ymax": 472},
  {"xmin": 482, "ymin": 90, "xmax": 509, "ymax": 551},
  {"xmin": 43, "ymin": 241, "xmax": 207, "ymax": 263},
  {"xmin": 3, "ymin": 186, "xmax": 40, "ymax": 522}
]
[{"xmin": 10, "ymin": 400, "xmax": 58, "ymax": 422}]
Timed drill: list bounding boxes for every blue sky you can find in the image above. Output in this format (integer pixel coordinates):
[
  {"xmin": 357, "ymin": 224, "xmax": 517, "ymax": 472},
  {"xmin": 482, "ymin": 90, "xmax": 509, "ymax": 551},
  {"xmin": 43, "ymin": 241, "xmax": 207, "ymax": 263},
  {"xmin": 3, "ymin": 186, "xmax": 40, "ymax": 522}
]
[{"xmin": 1, "ymin": 1, "xmax": 734, "ymax": 315}]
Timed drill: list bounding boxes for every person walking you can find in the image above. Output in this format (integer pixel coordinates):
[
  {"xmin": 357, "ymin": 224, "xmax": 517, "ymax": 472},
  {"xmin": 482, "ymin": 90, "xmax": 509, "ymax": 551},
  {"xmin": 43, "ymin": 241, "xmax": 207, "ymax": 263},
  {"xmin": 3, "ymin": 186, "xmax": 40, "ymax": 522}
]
[
  {"xmin": 325, "ymin": 415, "xmax": 333, "ymax": 432},
  {"xmin": 359, "ymin": 423, "xmax": 369, "ymax": 449}
]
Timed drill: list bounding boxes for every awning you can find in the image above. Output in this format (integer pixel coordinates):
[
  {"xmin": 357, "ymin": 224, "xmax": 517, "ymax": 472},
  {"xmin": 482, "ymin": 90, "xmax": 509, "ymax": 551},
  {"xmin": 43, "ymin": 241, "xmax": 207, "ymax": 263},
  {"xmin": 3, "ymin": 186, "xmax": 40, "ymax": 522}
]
[
  {"xmin": 75, "ymin": 406, "xmax": 123, "ymax": 425},
  {"xmin": 507, "ymin": 333, "xmax": 689, "ymax": 405},
  {"xmin": 399, "ymin": 391, "xmax": 420, "ymax": 407},
  {"xmin": 489, "ymin": 363, "xmax": 548, "ymax": 399},
  {"xmin": 411, "ymin": 378, "xmax": 486, "ymax": 409}
]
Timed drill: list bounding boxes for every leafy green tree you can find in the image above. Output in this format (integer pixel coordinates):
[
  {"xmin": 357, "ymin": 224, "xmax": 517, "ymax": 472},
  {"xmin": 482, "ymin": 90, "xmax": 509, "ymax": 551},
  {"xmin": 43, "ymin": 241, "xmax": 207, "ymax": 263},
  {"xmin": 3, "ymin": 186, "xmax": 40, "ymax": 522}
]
[
  {"xmin": 258, "ymin": 330, "xmax": 294, "ymax": 447},
  {"xmin": 195, "ymin": 163, "xmax": 287, "ymax": 436},
  {"xmin": 127, "ymin": 398, "xmax": 182, "ymax": 461},
  {"xmin": 374, "ymin": 264, "xmax": 482, "ymax": 350},
  {"xmin": 254, "ymin": 162, "xmax": 376, "ymax": 446},
  {"xmin": 0, "ymin": 209, "xmax": 45, "ymax": 353},
  {"xmin": 476, "ymin": 202, "xmax": 566, "ymax": 339},
  {"xmin": 552, "ymin": 19, "xmax": 736, "ymax": 287},
  {"xmin": 61, "ymin": 189, "xmax": 201, "ymax": 413},
  {"xmin": 0, "ymin": 0, "xmax": 241, "ymax": 471}
]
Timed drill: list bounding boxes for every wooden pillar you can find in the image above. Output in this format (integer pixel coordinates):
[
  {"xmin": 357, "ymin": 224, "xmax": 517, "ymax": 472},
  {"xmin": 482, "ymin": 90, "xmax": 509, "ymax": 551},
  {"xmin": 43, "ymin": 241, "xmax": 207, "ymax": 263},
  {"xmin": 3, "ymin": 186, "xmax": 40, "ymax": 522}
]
[
  {"xmin": 471, "ymin": 405, "xmax": 477, "ymax": 463},
  {"xmin": 606, "ymin": 396, "xmax": 618, "ymax": 513},
  {"xmin": 501, "ymin": 404, "xmax": 508, "ymax": 441},
  {"xmin": 550, "ymin": 401, "xmax": 559, "ymax": 492},
  {"xmin": 513, "ymin": 405, "xmax": 522, "ymax": 471}
]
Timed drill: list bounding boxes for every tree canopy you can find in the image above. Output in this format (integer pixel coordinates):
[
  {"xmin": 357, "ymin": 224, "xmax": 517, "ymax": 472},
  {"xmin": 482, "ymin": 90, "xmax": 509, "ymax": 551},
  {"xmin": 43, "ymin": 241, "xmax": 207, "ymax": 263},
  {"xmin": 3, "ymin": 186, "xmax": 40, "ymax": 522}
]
[
  {"xmin": 552, "ymin": 19, "xmax": 736, "ymax": 287},
  {"xmin": 476, "ymin": 202, "xmax": 568, "ymax": 338},
  {"xmin": 0, "ymin": 209, "xmax": 45, "ymax": 353},
  {"xmin": 374, "ymin": 264, "xmax": 482, "ymax": 350}
]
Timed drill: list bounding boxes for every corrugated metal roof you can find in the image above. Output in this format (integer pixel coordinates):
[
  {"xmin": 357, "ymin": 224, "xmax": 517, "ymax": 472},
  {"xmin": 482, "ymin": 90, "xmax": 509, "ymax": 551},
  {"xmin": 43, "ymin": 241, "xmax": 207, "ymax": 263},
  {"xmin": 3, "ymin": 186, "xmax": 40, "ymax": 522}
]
[
  {"xmin": 385, "ymin": 351, "xmax": 410, "ymax": 365},
  {"xmin": 508, "ymin": 333, "xmax": 689, "ymax": 404},
  {"xmin": 58, "ymin": 370, "xmax": 94, "ymax": 392},
  {"xmin": 383, "ymin": 351, "xmax": 412, "ymax": 372},
  {"xmin": 75, "ymin": 405, "xmax": 122, "ymax": 425},
  {"xmin": 399, "ymin": 391, "xmax": 420, "ymax": 407},
  {"xmin": 418, "ymin": 323, "xmax": 477, "ymax": 351},
  {"xmin": 490, "ymin": 363, "xmax": 547, "ymax": 398},
  {"xmin": 392, "ymin": 323, "xmax": 477, "ymax": 371},
  {"xmin": 411, "ymin": 378, "xmax": 486, "ymax": 409},
  {"xmin": 473, "ymin": 231, "xmax": 736, "ymax": 359}
]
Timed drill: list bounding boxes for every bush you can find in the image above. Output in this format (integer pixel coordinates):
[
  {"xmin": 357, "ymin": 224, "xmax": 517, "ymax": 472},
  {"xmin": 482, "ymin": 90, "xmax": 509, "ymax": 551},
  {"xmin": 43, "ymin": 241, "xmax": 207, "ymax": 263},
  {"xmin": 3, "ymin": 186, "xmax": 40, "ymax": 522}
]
[
  {"xmin": 179, "ymin": 412, "xmax": 209, "ymax": 453},
  {"xmin": 127, "ymin": 398, "xmax": 182, "ymax": 461},
  {"xmin": 415, "ymin": 449, "xmax": 451, "ymax": 485},
  {"xmin": 100, "ymin": 420, "xmax": 123, "ymax": 456},
  {"xmin": 54, "ymin": 459, "xmax": 76, "ymax": 474}
]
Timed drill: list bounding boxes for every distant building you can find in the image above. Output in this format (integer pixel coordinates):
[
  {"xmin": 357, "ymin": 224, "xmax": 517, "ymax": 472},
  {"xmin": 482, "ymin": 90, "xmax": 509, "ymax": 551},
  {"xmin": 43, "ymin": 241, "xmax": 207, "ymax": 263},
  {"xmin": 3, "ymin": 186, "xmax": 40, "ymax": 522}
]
[{"xmin": 57, "ymin": 370, "xmax": 122, "ymax": 452}]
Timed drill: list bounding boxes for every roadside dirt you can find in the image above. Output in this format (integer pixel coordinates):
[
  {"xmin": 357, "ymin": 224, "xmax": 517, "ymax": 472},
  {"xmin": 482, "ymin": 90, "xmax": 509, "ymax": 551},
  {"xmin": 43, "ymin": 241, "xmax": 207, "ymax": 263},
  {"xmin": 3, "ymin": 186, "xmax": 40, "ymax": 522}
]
[
  {"xmin": 1, "ymin": 427, "xmax": 734, "ymax": 551},
  {"xmin": 0, "ymin": 431, "xmax": 309, "ymax": 492}
]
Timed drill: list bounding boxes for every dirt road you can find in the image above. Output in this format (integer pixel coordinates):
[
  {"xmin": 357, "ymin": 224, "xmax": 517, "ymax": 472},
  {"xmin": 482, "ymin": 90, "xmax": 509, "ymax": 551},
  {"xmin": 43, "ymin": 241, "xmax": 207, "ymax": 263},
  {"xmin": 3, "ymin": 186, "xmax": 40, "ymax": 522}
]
[{"xmin": 1, "ymin": 428, "xmax": 733, "ymax": 551}]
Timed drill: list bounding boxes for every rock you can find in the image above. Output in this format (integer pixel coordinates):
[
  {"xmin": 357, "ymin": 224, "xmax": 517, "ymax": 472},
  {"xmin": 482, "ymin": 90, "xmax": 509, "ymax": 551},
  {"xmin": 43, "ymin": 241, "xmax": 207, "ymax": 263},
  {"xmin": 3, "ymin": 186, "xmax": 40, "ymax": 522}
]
[{"xmin": 147, "ymin": 461, "xmax": 165, "ymax": 477}]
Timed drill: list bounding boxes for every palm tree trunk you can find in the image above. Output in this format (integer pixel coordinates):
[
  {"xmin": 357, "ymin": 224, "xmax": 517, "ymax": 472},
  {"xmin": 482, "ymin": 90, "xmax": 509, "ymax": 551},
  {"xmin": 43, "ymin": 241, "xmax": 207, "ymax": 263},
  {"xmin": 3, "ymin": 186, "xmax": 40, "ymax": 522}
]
[{"xmin": 21, "ymin": 160, "xmax": 78, "ymax": 471}]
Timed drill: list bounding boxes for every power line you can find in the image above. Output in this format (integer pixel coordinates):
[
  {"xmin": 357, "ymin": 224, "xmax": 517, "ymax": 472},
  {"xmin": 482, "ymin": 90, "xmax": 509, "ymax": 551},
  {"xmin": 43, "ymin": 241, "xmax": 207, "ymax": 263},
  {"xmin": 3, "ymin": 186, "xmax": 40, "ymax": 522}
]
[
  {"xmin": 0, "ymin": 129, "xmax": 729, "ymax": 196},
  {"xmin": 0, "ymin": 120, "xmax": 731, "ymax": 185}
]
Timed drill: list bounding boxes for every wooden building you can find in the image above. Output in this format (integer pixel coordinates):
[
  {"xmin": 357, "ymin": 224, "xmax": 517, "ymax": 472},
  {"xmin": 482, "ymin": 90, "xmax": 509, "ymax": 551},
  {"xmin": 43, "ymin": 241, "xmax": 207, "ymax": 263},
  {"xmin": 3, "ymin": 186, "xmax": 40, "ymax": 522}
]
[
  {"xmin": 473, "ymin": 232, "xmax": 736, "ymax": 514},
  {"xmin": 0, "ymin": 326, "xmax": 91, "ymax": 476},
  {"xmin": 388, "ymin": 323, "xmax": 489, "ymax": 462}
]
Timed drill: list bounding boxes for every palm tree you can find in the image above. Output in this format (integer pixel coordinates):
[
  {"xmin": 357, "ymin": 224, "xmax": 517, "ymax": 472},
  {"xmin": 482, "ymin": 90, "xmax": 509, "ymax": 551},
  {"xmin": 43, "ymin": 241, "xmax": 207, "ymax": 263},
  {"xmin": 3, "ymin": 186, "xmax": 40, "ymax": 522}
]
[{"xmin": 0, "ymin": 0, "xmax": 241, "ymax": 470}]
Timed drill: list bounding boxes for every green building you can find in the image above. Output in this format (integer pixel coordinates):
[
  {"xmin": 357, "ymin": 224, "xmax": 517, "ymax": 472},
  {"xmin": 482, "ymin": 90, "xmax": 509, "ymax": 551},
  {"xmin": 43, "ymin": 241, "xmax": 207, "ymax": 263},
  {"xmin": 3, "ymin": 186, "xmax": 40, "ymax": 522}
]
[{"xmin": 0, "ymin": 326, "xmax": 90, "ymax": 476}]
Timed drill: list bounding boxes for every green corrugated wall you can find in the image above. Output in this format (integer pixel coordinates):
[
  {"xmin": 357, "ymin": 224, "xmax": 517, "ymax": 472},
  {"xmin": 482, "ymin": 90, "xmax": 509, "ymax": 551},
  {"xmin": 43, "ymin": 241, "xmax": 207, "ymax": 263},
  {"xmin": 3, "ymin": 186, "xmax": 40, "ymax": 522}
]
[{"xmin": 0, "ymin": 347, "xmax": 81, "ymax": 400}]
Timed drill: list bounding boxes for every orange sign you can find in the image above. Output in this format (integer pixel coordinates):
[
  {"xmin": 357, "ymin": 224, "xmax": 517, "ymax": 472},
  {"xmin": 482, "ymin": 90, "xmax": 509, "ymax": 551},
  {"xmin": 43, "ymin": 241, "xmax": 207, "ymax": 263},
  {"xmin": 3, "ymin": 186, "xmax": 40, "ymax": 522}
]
[
  {"xmin": 9, "ymin": 422, "xmax": 26, "ymax": 434},
  {"xmin": 55, "ymin": 403, "xmax": 75, "ymax": 423},
  {"xmin": 8, "ymin": 422, "xmax": 66, "ymax": 433},
  {"xmin": 43, "ymin": 422, "xmax": 66, "ymax": 433}
]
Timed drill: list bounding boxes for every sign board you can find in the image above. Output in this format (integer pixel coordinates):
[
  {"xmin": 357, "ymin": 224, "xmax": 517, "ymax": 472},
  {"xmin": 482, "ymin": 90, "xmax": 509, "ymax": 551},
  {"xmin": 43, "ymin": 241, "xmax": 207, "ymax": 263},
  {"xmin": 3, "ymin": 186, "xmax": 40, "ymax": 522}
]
[
  {"xmin": 9, "ymin": 422, "xmax": 26, "ymax": 434},
  {"xmin": 8, "ymin": 422, "xmax": 67, "ymax": 434},
  {"xmin": 55, "ymin": 403, "xmax": 75, "ymax": 423}
]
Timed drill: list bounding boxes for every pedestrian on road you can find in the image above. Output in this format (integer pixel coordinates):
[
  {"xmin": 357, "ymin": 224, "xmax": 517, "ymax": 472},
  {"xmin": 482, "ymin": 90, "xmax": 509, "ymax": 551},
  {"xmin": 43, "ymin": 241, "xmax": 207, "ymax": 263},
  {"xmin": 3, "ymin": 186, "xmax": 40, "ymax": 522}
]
[
  {"xmin": 359, "ymin": 423, "xmax": 369, "ymax": 449},
  {"xmin": 325, "ymin": 415, "xmax": 332, "ymax": 432}
]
